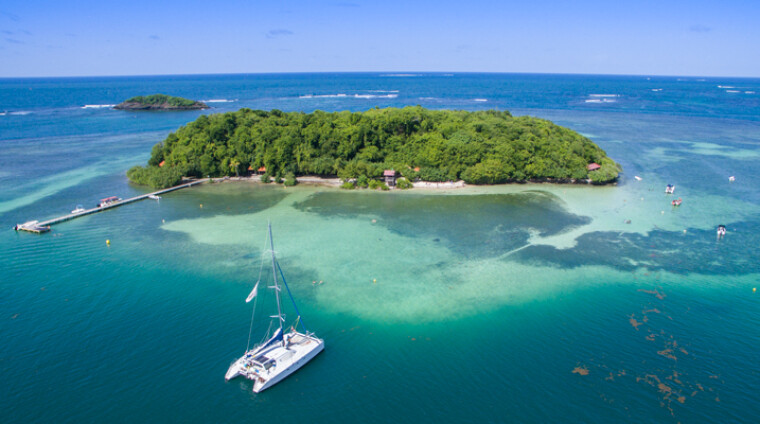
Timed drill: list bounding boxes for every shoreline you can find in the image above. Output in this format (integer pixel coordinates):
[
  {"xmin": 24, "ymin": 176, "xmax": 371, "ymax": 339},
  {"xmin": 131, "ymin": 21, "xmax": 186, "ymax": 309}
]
[{"xmin": 203, "ymin": 174, "xmax": 614, "ymax": 190}]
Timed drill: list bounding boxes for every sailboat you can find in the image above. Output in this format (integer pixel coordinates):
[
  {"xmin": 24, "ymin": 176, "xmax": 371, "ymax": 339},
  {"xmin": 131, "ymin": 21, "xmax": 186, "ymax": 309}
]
[{"xmin": 225, "ymin": 223, "xmax": 324, "ymax": 392}]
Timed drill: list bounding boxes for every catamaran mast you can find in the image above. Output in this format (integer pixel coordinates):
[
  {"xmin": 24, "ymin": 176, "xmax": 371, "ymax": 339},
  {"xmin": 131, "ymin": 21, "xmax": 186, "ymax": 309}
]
[{"xmin": 268, "ymin": 222, "xmax": 285, "ymax": 346}]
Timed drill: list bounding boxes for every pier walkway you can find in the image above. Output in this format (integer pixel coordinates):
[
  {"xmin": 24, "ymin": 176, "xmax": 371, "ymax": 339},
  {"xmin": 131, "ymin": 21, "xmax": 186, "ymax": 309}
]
[{"xmin": 17, "ymin": 179, "xmax": 206, "ymax": 232}]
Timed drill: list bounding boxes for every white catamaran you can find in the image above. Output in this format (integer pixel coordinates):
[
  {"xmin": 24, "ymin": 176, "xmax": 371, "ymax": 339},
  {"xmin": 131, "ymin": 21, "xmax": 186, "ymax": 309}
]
[{"xmin": 225, "ymin": 223, "xmax": 324, "ymax": 393}]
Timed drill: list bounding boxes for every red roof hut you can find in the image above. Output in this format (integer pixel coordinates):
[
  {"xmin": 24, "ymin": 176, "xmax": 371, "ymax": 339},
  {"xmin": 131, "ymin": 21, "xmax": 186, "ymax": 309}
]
[
  {"xmin": 383, "ymin": 169, "xmax": 397, "ymax": 186},
  {"xmin": 587, "ymin": 163, "xmax": 601, "ymax": 171}
]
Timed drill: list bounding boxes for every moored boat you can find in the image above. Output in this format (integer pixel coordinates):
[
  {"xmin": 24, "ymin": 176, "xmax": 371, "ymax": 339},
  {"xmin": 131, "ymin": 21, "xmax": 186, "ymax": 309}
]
[
  {"xmin": 97, "ymin": 196, "xmax": 121, "ymax": 207},
  {"xmin": 225, "ymin": 223, "xmax": 324, "ymax": 393}
]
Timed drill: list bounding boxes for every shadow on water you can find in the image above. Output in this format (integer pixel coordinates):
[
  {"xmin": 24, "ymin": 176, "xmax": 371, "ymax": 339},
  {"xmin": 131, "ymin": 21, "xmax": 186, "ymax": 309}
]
[
  {"xmin": 294, "ymin": 190, "xmax": 591, "ymax": 258},
  {"xmin": 515, "ymin": 217, "xmax": 760, "ymax": 276}
]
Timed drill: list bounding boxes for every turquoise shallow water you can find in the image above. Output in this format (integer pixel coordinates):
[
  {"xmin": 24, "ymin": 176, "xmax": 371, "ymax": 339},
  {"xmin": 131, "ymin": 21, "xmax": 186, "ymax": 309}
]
[{"xmin": 1, "ymin": 73, "xmax": 760, "ymax": 423}]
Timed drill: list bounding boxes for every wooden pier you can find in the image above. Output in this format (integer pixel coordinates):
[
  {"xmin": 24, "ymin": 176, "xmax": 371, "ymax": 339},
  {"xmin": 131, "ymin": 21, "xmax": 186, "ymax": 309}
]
[{"xmin": 16, "ymin": 179, "xmax": 206, "ymax": 233}]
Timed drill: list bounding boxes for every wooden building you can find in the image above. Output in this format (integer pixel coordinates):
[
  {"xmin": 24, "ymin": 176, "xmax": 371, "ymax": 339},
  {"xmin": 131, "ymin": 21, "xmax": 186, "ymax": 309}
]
[{"xmin": 383, "ymin": 169, "xmax": 397, "ymax": 186}]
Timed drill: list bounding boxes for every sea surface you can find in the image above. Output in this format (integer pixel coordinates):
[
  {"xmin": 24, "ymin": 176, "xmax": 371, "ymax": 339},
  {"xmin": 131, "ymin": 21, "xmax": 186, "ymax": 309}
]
[{"xmin": 1, "ymin": 73, "xmax": 759, "ymax": 423}]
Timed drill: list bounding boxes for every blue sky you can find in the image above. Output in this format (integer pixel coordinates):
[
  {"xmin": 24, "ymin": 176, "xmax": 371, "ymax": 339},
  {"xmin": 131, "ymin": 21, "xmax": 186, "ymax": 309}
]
[{"xmin": 1, "ymin": 0, "xmax": 758, "ymax": 77}]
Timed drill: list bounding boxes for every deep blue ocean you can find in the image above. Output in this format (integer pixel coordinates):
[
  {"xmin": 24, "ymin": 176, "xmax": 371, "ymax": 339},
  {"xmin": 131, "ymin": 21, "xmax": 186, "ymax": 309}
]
[{"xmin": 1, "ymin": 73, "xmax": 759, "ymax": 423}]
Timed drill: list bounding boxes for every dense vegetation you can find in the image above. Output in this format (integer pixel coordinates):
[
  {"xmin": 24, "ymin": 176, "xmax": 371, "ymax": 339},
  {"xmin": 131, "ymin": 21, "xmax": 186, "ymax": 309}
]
[
  {"xmin": 115, "ymin": 94, "xmax": 208, "ymax": 110},
  {"xmin": 128, "ymin": 106, "xmax": 619, "ymax": 189}
]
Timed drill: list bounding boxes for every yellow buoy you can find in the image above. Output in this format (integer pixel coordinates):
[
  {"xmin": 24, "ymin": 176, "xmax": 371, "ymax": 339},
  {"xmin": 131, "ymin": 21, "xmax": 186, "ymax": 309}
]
[
  {"xmin": 373, "ymin": 279, "xmax": 377, "ymax": 284},
  {"xmin": 200, "ymin": 204, "xmax": 203, "ymax": 208},
  {"xmin": 754, "ymin": 287, "xmax": 757, "ymax": 292},
  {"xmin": 106, "ymin": 239, "xmax": 110, "ymax": 245}
]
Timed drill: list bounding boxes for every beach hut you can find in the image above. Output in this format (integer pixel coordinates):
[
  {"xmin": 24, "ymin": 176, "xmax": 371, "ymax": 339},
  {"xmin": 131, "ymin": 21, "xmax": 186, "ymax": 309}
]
[
  {"xmin": 384, "ymin": 169, "xmax": 397, "ymax": 186},
  {"xmin": 158, "ymin": 160, "xmax": 165, "ymax": 167},
  {"xmin": 587, "ymin": 163, "xmax": 601, "ymax": 171},
  {"xmin": 257, "ymin": 166, "xmax": 267, "ymax": 175}
]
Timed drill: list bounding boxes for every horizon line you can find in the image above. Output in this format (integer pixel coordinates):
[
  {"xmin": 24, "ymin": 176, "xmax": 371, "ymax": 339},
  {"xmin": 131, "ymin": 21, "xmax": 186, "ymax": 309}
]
[{"xmin": 1, "ymin": 70, "xmax": 759, "ymax": 80}]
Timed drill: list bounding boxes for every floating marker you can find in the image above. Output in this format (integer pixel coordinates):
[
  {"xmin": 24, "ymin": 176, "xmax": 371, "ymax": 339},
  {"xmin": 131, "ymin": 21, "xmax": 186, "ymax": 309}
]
[
  {"xmin": 753, "ymin": 287, "xmax": 756, "ymax": 292},
  {"xmin": 200, "ymin": 204, "xmax": 203, "ymax": 208},
  {"xmin": 106, "ymin": 239, "xmax": 110, "ymax": 245},
  {"xmin": 373, "ymin": 279, "xmax": 377, "ymax": 284}
]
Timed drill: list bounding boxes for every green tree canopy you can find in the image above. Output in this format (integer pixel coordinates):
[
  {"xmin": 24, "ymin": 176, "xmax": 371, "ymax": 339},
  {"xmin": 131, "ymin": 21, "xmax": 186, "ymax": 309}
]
[{"xmin": 128, "ymin": 106, "xmax": 619, "ymax": 189}]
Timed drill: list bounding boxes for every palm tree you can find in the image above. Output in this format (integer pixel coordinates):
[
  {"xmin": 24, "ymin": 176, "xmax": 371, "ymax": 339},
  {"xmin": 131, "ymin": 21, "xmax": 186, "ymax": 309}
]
[{"xmin": 230, "ymin": 158, "xmax": 240, "ymax": 177}]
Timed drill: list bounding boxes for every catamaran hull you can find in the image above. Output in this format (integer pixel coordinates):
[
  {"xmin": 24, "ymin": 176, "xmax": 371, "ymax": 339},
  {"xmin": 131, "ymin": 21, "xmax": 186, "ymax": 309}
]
[
  {"xmin": 253, "ymin": 339, "xmax": 325, "ymax": 393},
  {"xmin": 225, "ymin": 357, "xmax": 247, "ymax": 381}
]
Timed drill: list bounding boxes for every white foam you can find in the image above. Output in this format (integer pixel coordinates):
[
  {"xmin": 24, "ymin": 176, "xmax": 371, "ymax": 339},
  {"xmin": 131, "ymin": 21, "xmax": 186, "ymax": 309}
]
[
  {"xmin": 745, "ymin": 91, "xmax": 756, "ymax": 94},
  {"xmin": 651, "ymin": 89, "xmax": 663, "ymax": 92},
  {"xmin": 588, "ymin": 94, "xmax": 620, "ymax": 98},
  {"xmin": 718, "ymin": 85, "xmax": 734, "ymax": 89},
  {"xmin": 82, "ymin": 104, "xmax": 115, "ymax": 109},
  {"xmin": 9, "ymin": 111, "xmax": 32, "ymax": 115},
  {"xmin": 299, "ymin": 93, "xmax": 397, "ymax": 99},
  {"xmin": 725, "ymin": 90, "xmax": 740, "ymax": 93},
  {"xmin": 473, "ymin": 98, "xmax": 488, "ymax": 102},
  {"xmin": 353, "ymin": 94, "xmax": 398, "ymax": 99},
  {"xmin": 299, "ymin": 93, "xmax": 347, "ymax": 99},
  {"xmin": 201, "ymin": 99, "xmax": 236, "ymax": 103},
  {"xmin": 379, "ymin": 73, "xmax": 421, "ymax": 77}
]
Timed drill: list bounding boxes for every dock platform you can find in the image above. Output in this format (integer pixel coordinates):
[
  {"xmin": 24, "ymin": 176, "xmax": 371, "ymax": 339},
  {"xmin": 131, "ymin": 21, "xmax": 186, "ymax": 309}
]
[{"xmin": 15, "ymin": 179, "xmax": 206, "ymax": 233}]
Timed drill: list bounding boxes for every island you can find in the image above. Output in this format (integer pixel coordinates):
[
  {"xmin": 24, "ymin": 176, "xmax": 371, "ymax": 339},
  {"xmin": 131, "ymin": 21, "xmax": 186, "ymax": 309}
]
[
  {"xmin": 127, "ymin": 106, "xmax": 620, "ymax": 189},
  {"xmin": 114, "ymin": 94, "xmax": 209, "ymax": 111}
]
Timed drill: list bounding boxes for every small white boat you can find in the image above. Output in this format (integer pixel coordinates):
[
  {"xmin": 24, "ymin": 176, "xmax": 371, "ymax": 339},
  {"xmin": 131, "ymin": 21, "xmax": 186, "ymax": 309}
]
[
  {"xmin": 634, "ymin": 176, "xmax": 642, "ymax": 181},
  {"xmin": 71, "ymin": 205, "xmax": 86, "ymax": 214},
  {"xmin": 225, "ymin": 223, "xmax": 324, "ymax": 393},
  {"xmin": 148, "ymin": 194, "xmax": 161, "ymax": 200},
  {"xmin": 665, "ymin": 184, "xmax": 675, "ymax": 194},
  {"xmin": 729, "ymin": 176, "xmax": 735, "ymax": 182}
]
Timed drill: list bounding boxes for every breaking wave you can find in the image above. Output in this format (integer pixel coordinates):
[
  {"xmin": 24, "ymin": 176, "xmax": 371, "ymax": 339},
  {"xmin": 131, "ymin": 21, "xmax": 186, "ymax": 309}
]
[{"xmin": 300, "ymin": 93, "xmax": 398, "ymax": 99}]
